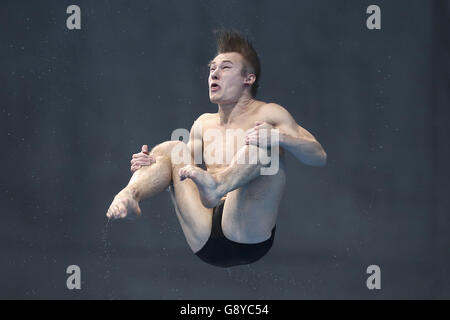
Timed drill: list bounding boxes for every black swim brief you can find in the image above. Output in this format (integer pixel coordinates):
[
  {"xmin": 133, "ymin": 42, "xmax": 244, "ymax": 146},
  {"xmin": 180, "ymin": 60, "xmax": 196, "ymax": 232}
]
[{"xmin": 195, "ymin": 200, "xmax": 276, "ymax": 268}]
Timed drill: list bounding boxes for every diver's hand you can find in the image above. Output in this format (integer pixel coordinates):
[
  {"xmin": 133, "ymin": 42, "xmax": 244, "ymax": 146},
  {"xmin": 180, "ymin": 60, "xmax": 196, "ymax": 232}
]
[
  {"xmin": 245, "ymin": 121, "xmax": 276, "ymax": 147},
  {"xmin": 106, "ymin": 189, "xmax": 142, "ymax": 219},
  {"xmin": 130, "ymin": 144, "xmax": 156, "ymax": 173}
]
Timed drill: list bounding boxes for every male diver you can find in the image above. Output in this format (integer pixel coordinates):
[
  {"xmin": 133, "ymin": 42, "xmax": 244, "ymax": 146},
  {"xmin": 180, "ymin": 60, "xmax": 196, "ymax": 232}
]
[{"xmin": 106, "ymin": 31, "xmax": 326, "ymax": 267}]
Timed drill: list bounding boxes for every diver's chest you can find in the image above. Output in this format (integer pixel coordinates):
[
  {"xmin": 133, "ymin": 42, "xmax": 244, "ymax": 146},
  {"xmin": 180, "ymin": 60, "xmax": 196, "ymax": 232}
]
[{"xmin": 202, "ymin": 126, "xmax": 249, "ymax": 165}]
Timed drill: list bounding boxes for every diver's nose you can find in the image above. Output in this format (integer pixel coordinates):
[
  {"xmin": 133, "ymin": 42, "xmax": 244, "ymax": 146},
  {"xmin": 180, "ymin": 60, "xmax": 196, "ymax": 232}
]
[{"xmin": 211, "ymin": 68, "xmax": 220, "ymax": 80}]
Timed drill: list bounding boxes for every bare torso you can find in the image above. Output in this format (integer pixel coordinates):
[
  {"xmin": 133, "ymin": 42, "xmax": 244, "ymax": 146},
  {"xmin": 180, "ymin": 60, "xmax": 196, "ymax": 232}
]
[
  {"xmin": 195, "ymin": 100, "xmax": 287, "ymax": 243},
  {"xmin": 200, "ymin": 100, "xmax": 285, "ymax": 175}
]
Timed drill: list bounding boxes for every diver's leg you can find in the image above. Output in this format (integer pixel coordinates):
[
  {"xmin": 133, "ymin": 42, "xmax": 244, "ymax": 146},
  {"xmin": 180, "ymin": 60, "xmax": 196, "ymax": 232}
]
[
  {"xmin": 106, "ymin": 141, "xmax": 212, "ymax": 252},
  {"xmin": 179, "ymin": 144, "xmax": 271, "ymax": 207},
  {"xmin": 220, "ymin": 159, "xmax": 286, "ymax": 243},
  {"xmin": 178, "ymin": 144, "xmax": 286, "ymax": 243}
]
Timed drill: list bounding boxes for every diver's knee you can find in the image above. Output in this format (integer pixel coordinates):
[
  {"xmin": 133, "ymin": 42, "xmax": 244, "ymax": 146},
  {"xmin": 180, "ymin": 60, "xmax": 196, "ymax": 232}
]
[{"xmin": 151, "ymin": 140, "xmax": 182, "ymax": 156}]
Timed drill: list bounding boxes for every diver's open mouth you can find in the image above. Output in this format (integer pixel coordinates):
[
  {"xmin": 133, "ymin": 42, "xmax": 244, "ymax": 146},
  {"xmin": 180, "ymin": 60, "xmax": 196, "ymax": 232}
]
[{"xmin": 210, "ymin": 83, "xmax": 221, "ymax": 92}]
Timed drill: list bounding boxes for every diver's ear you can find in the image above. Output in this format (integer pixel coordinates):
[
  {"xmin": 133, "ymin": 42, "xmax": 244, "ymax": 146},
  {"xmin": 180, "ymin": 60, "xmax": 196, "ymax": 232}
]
[{"xmin": 244, "ymin": 73, "xmax": 256, "ymax": 86}]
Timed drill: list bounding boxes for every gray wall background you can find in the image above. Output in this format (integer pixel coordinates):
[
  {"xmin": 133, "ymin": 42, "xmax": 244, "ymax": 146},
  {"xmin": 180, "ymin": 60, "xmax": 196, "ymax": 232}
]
[{"xmin": 0, "ymin": 0, "xmax": 449, "ymax": 299}]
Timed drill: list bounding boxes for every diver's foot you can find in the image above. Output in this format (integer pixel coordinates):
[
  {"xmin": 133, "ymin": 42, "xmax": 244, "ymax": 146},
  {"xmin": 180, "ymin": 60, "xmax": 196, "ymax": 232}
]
[
  {"xmin": 106, "ymin": 189, "xmax": 142, "ymax": 219},
  {"xmin": 178, "ymin": 165, "xmax": 223, "ymax": 208}
]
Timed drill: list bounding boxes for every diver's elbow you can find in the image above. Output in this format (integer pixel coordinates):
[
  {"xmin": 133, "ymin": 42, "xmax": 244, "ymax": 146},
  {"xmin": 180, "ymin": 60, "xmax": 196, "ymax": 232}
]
[
  {"xmin": 309, "ymin": 151, "xmax": 327, "ymax": 167},
  {"xmin": 319, "ymin": 151, "xmax": 327, "ymax": 166}
]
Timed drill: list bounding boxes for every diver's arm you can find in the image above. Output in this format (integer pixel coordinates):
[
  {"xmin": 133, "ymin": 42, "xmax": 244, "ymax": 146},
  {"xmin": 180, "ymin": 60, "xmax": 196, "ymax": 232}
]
[{"xmin": 250, "ymin": 103, "xmax": 327, "ymax": 166}]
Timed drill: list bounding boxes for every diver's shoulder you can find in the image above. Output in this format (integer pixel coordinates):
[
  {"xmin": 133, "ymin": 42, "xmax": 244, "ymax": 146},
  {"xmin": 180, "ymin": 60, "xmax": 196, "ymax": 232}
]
[
  {"xmin": 255, "ymin": 101, "xmax": 290, "ymax": 117},
  {"xmin": 194, "ymin": 112, "xmax": 218, "ymax": 125},
  {"xmin": 196, "ymin": 112, "xmax": 217, "ymax": 121},
  {"xmin": 259, "ymin": 101, "xmax": 287, "ymax": 112}
]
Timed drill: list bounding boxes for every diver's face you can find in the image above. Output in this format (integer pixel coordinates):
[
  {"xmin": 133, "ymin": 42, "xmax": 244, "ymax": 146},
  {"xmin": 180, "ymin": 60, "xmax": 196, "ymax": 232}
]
[{"xmin": 208, "ymin": 52, "xmax": 248, "ymax": 104}]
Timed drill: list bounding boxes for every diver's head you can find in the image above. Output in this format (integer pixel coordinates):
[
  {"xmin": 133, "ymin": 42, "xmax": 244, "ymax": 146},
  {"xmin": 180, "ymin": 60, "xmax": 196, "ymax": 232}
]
[{"xmin": 208, "ymin": 31, "xmax": 261, "ymax": 104}]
